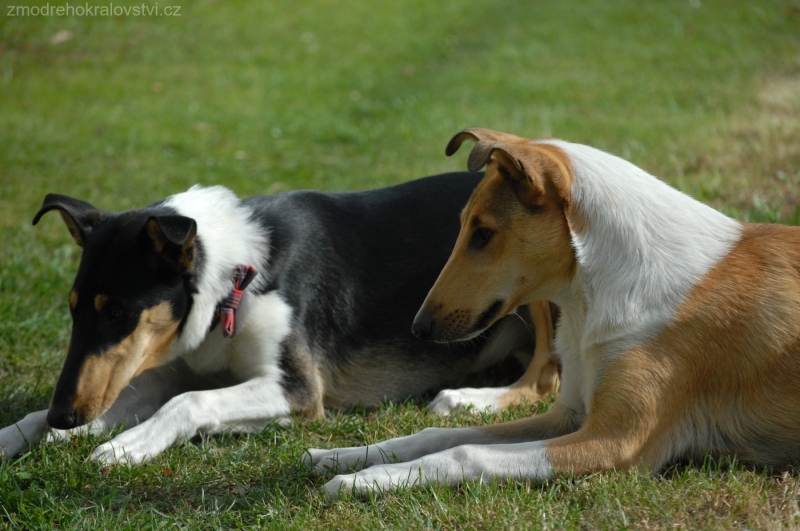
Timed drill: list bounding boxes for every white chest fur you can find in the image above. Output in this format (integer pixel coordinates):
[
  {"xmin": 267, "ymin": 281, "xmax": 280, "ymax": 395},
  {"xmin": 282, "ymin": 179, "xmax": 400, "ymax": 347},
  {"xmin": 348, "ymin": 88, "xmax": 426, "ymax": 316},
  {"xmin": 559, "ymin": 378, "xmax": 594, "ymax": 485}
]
[{"xmin": 183, "ymin": 291, "xmax": 293, "ymax": 381}]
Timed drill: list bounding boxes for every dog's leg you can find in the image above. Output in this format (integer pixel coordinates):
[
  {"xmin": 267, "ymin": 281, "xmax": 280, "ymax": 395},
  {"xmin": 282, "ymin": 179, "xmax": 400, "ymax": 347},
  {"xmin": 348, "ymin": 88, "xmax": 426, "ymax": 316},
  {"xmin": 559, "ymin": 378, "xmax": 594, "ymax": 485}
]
[
  {"xmin": 0, "ymin": 360, "xmax": 208, "ymax": 459},
  {"xmin": 90, "ymin": 374, "xmax": 290, "ymax": 465},
  {"xmin": 0, "ymin": 371, "xmax": 169, "ymax": 458},
  {"xmin": 497, "ymin": 302, "xmax": 560, "ymax": 407},
  {"xmin": 322, "ymin": 350, "xmax": 670, "ymax": 498},
  {"xmin": 305, "ymin": 401, "xmax": 579, "ymax": 472},
  {"xmin": 47, "ymin": 358, "xmax": 218, "ymax": 441},
  {"xmin": 429, "ymin": 302, "xmax": 560, "ymax": 415},
  {"xmin": 321, "ymin": 412, "xmax": 643, "ymax": 498},
  {"xmin": 0, "ymin": 410, "xmax": 49, "ymax": 459}
]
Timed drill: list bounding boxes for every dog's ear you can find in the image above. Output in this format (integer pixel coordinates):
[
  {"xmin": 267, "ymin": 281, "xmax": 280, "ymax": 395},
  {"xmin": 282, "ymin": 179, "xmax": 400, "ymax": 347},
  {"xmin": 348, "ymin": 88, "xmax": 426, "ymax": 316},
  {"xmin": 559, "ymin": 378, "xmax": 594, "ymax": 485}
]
[
  {"xmin": 445, "ymin": 127, "xmax": 530, "ymax": 158},
  {"xmin": 32, "ymin": 194, "xmax": 109, "ymax": 247},
  {"xmin": 489, "ymin": 144, "xmax": 573, "ymax": 206},
  {"xmin": 142, "ymin": 215, "xmax": 198, "ymax": 273},
  {"xmin": 445, "ymin": 128, "xmax": 535, "ymax": 177},
  {"xmin": 451, "ymin": 137, "xmax": 549, "ymax": 198},
  {"xmin": 488, "ymin": 145, "xmax": 550, "ymax": 199},
  {"xmin": 447, "ymin": 130, "xmax": 572, "ymax": 205}
]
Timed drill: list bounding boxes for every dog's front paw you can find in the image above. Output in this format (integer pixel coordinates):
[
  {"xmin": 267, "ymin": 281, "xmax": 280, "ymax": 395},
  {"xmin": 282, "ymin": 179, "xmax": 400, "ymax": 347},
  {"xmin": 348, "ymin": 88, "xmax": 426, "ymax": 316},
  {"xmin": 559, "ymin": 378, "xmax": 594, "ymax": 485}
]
[
  {"xmin": 0, "ymin": 411, "xmax": 49, "ymax": 459},
  {"xmin": 322, "ymin": 465, "xmax": 418, "ymax": 499},
  {"xmin": 304, "ymin": 447, "xmax": 358, "ymax": 473},
  {"xmin": 305, "ymin": 444, "xmax": 400, "ymax": 472},
  {"xmin": 428, "ymin": 387, "xmax": 507, "ymax": 415},
  {"xmin": 0, "ymin": 424, "xmax": 26, "ymax": 460},
  {"xmin": 91, "ymin": 440, "xmax": 146, "ymax": 465},
  {"xmin": 303, "ymin": 448, "xmax": 331, "ymax": 469},
  {"xmin": 90, "ymin": 428, "xmax": 165, "ymax": 465},
  {"xmin": 323, "ymin": 472, "xmax": 367, "ymax": 499}
]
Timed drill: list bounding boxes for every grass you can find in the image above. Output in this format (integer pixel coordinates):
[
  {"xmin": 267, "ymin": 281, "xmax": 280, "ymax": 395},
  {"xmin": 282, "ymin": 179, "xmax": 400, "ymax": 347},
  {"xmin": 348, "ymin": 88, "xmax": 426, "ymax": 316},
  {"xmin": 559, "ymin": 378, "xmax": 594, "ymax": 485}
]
[{"xmin": 1, "ymin": 0, "xmax": 799, "ymax": 528}]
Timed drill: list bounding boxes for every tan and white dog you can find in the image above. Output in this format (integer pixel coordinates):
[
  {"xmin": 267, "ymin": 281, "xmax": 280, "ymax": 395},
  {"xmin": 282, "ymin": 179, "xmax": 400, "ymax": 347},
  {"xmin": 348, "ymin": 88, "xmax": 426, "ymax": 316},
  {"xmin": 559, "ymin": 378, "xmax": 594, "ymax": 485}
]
[{"xmin": 307, "ymin": 127, "xmax": 800, "ymax": 497}]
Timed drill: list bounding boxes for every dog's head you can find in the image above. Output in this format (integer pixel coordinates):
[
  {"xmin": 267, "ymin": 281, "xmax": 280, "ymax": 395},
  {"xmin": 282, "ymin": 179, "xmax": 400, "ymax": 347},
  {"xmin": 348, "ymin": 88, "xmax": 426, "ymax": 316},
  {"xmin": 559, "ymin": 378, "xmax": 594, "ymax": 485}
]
[
  {"xmin": 33, "ymin": 194, "xmax": 198, "ymax": 429},
  {"xmin": 412, "ymin": 128, "xmax": 578, "ymax": 342}
]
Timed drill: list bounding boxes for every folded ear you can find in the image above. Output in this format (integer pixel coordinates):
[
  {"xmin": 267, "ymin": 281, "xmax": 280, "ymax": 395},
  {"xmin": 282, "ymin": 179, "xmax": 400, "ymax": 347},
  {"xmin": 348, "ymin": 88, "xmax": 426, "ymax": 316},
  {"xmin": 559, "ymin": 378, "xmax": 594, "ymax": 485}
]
[
  {"xmin": 143, "ymin": 215, "xmax": 198, "ymax": 273},
  {"xmin": 445, "ymin": 127, "xmax": 530, "ymax": 158},
  {"xmin": 451, "ymin": 133, "xmax": 575, "ymax": 202},
  {"xmin": 485, "ymin": 143, "xmax": 549, "ymax": 199},
  {"xmin": 32, "ymin": 194, "xmax": 109, "ymax": 247},
  {"xmin": 447, "ymin": 128, "xmax": 574, "ymax": 211}
]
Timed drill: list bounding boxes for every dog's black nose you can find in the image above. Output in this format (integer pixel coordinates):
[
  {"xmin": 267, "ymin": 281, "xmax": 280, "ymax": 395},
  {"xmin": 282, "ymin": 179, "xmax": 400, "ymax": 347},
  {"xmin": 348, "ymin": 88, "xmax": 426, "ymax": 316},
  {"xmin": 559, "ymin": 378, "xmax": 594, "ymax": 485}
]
[
  {"xmin": 46, "ymin": 407, "xmax": 80, "ymax": 430},
  {"xmin": 412, "ymin": 312, "xmax": 434, "ymax": 339}
]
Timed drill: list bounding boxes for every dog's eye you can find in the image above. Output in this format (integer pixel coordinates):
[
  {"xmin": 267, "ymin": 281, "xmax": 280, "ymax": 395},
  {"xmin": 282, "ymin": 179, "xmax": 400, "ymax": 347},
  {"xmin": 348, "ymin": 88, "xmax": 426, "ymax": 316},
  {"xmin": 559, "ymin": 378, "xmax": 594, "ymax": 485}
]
[
  {"xmin": 470, "ymin": 227, "xmax": 494, "ymax": 250},
  {"xmin": 107, "ymin": 305, "xmax": 124, "ymax": 321}
]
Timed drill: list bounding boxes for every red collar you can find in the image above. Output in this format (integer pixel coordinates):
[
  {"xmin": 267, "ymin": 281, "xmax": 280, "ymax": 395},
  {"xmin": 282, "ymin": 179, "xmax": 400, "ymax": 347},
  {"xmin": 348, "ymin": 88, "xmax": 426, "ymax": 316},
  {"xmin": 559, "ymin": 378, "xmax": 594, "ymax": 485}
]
[{"xmin": 210, "ymin": 265, "xmax": 258, "ymax": 338}]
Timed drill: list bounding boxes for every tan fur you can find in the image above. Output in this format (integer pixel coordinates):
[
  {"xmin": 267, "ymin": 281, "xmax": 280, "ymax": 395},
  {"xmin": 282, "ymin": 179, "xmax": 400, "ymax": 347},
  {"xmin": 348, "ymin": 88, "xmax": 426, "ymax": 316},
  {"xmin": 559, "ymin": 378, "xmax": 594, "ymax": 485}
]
[
  {"xmin": 59, "ymin": 211, "xmax": 84, "ymax": 246},
  {"xmin": 581, "ymin": 223, "xmax": 800, "ymax": 470},
  {"xmin": 479, "ymin": 401, "xmax": 582, "ymax": 442},
  {"xmin": 144, "ymin": 218, "xmax": 197, "ymax": 272},
  {"xmin": 320, "ymin": 310, "xmax": 557, "ymax": 412},
  {"xmin": 71, "ymin": 302, "xmax": 180, "ymax": 422},
  {"xmin": 322, "ymin": 357, "xmax": 417, "ymax": 408},
  {"xmin": 423, "ymin": 142, "xmax": 576, "ymax": 342},
  {"xmin": 279, "ymin": 333, "xmax": 325, "ymax": 419},
  {"xmin": 445, "ymin": 128, "xmax": 531, "ymax": 158},
  {"xmin": 320, "ymin": 348, "xmax": 479, "ymax": 409},
  {"xmin": 428, "ymin": 127, "xmax": 800, "ymax": 477},
  {"xmin": 69, "ymin": 290, "xmax": 78, "ymax": 310},
  {"xmin": 145, "ymin": 219, "xmax": 167, "ymax": 254},
  {"xmin": 93, "ymin": 294, "xmax": 108, "ymax": 312},
  {"xmin": 497, "ymin": 302, "xmax": 560, "ymax": 408}
]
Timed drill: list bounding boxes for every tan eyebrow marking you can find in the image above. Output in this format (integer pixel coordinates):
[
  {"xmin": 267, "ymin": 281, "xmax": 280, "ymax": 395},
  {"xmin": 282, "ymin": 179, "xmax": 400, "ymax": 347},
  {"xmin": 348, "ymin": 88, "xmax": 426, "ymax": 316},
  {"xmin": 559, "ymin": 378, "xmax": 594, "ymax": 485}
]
[
  {"xmin": 69, "ymin": 291, "xmax": 78, "ymax": 309},
  {"xmin": 94, "ymin": 294, "xmax": 108, "ymax": 312}
]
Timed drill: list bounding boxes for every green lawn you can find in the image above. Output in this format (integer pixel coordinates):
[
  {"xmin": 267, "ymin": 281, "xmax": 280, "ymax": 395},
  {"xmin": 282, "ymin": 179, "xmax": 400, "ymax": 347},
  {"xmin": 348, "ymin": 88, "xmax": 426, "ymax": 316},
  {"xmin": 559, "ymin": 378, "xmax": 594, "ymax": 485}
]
[{"xmin": 1, "ymin": 0, "xmax": 799, "ymax": 528}]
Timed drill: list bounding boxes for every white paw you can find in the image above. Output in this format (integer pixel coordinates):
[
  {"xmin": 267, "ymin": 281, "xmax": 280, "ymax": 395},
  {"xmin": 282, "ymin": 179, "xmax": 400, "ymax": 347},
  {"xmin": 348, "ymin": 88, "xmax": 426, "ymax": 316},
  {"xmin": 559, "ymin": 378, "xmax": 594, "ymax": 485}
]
[
  {"xmin": 91, "ymin": 441, "xmax": 148, "ymax": 465},
  {"xmin": 90, "ymin": 427, "xmax": 168, "ymax": 465},
  {"xmin": 322, "ymin": 464, "xmax": 420, "ymax": 499},
  {"xmin": 0, "ymin": 411, "xmax": 49, "ymax": 459},
  {"xmin": 43, "ymin": 428, "xmax": 74, "ymax": 443},
  {"xmin": 44, "ymin": 421, "xmax": 98, "ymax": 443},
  {"xmin": 428, "ymin": 387, "xmax": 508, "ymax": 415},
  {"xmin": 323, "ymin": 472, "xmax": 369, "ymax": 499},
  {"xmin": 303, "ymin": 448, "xmax": 337, "ymax": 470},
  {"xmin": 0, "ymin": 424, "xmax": 25, "ymax": 459},
  {"xmin": 304, "ymin": 446, "xmax": 386, "ymax": 472}
]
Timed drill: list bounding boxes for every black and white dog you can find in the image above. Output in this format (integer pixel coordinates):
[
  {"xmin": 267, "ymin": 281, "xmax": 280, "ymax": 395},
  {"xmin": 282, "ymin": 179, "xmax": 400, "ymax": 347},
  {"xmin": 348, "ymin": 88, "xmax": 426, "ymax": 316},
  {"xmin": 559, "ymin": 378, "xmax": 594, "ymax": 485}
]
[{"xmin": 0, "ymin": 173, "xmax": 557, "ymax": 464}]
